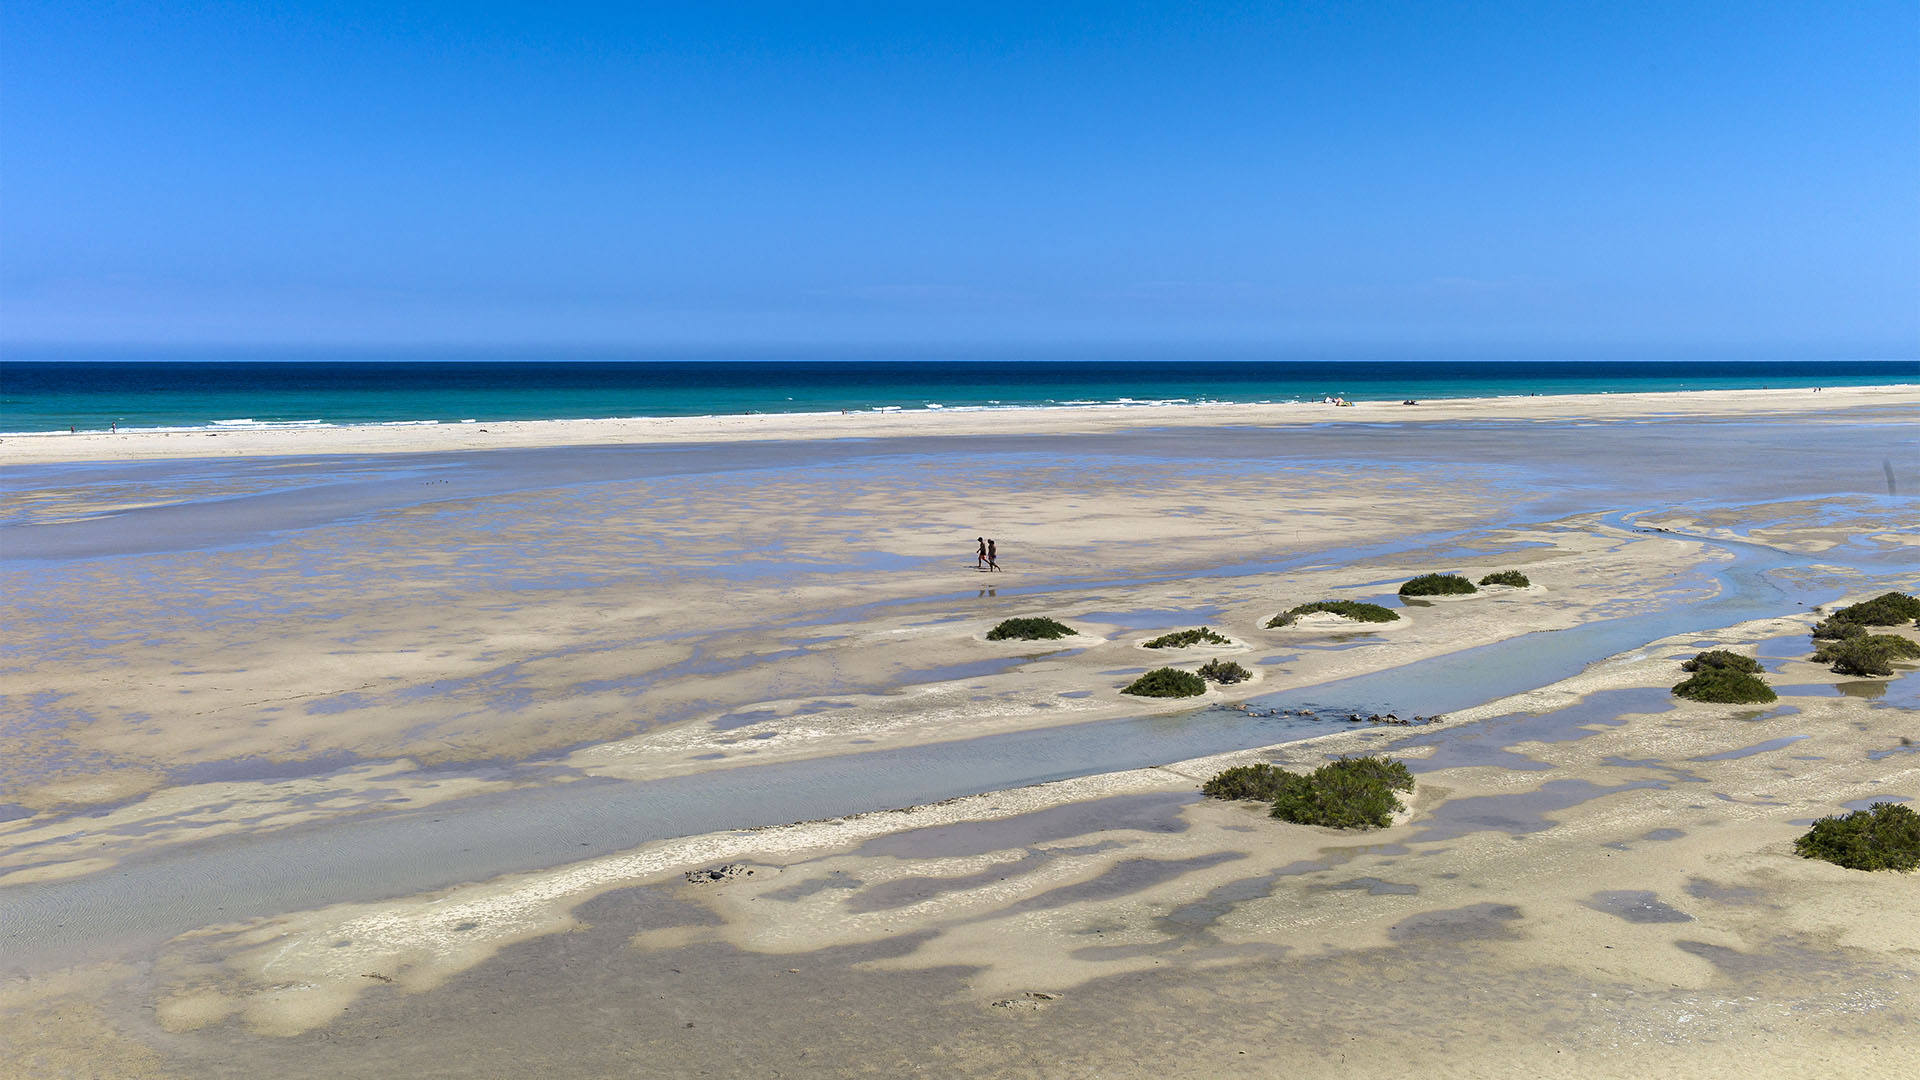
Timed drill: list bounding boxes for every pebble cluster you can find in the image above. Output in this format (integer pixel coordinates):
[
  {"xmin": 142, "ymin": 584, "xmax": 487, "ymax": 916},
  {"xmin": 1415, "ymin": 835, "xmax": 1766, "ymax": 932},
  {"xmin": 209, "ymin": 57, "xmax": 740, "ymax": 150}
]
[
  {"xmin": 684, "ymin": 863, "xmax": 754, "ymax": 884},
  {"xmin": 1221, "ymin": 703, "xmax": 1442, "ymax": 725}
]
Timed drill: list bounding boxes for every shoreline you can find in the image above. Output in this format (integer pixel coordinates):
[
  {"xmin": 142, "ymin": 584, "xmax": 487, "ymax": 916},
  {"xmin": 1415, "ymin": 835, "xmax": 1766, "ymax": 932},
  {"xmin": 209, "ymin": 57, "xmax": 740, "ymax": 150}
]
[{"xmin": 1, "ymin": 383, "xmax": 1913, "ymax": 465}]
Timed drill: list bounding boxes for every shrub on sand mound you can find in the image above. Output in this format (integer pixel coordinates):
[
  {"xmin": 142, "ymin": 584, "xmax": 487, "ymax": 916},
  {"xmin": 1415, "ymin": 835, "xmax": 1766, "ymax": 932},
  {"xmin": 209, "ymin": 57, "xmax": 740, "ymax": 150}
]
[
  {"xmin": 1810, "ymin": 617, "xmax": 1867, "ymax": 641},
  {"xmin": 1201, "ymin": 763, "xmax": 1293, "ymax": 802},
  {"xmin": 1197, "ymin": 658, "xmax": 1251, "ymax": 684},
  {"xmin": 1319, "ymin": 754, "xmax": 1414, "ymax": 791},
  {"xmin": 1143, "ymin": 627, "xmax": 1231, "ymax": 649},
  {"xmin": 1869, "ymin": 635, "xmax": 1920, "ymax": 658},
  {"xmin": 1794, "ymin": 803, "xmax": 1920, "ymax": 872},
  {"xmin": 1831, "ymin": 592, "xmax": 1920, "ymax": 627},
  {"xmin": 986, "ymin": 617, "xmax": 1077, "ymax": 641},
  {"xmin": 1680, "ymin": 650, "xmax": 1762, "ymax": 674},
  {"xmin": 1478, "ymin": 570, "xmax": 1531, "ymax": 588},
  {"xmin": 1399, "ymin": 574, "xmax": 1477, "ymax": 597},
  {"xmin": 1269, "ymin": 755, "xmax": 1414, "ymax": 830},
  {"xmin": 1122, "ymin": 667, "xmax": 1207, "ymax": 697},
  {"xmin": 1813, "ymin": 635, "xmax": 1920, "ymax": 677},
  {"xmin": 1672, "ymin": 668, "xmax": 1776, "ymax": 704},
  {"xmin": 1265, "ymin": 601, "xmax": 1400, "ymax": 628}
]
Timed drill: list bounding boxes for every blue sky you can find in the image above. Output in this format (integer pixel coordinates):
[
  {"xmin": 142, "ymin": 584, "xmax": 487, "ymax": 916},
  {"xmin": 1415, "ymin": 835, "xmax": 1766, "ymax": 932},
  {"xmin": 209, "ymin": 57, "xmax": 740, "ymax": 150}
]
[{"xmin": 3, "ymin": 2, "xmax": 1914, "ymax": 354}]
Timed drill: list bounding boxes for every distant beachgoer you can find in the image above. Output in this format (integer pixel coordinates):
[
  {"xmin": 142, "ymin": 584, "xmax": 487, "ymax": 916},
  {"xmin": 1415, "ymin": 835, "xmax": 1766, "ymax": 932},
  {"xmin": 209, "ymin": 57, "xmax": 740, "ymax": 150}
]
[
  {"xmin": 987, "ymin": 539, "xmax": 999, "ymax": 571},
  {"xmin": 976, "ymin": 536, "xmax": 987, "ymax": 569}
]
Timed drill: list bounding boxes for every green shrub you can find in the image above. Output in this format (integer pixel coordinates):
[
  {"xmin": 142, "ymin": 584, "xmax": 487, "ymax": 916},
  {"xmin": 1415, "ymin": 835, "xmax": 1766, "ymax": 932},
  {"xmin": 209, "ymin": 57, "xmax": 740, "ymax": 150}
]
[
  {"xmin": 1813, "ymin": 635, "xmax": 1920, "ymax": 677},
  {"xmin": 1672, "ymin": 668, "xmax": 1777, "ymax": 704},
  {"xmin": 1143, "ymin": 627, "xmax": 1231, "ymax": 649},
  {"xmin": 986, "ymin": 617, "xmax": 1077, "ymax": 641},
  {"xmin": 1201, "ymin": 763, "xmax": 1293, "ymax": 801},
  {"xmin": 1872, "ymin": 635, "xmax": 1920, "ymax": 659},
  {"xmin": 1680, "ymin": 650, "xmax": 1762, "ymax": 674},
  {"xmin": 1478, "ymin": 570, "xmax": 1531, "ymax": 588},
  {"xmin": 1326, "ymin": 754, "xmax": 1414, "ymax": 791},
  {"xmin": 1830, "ymin": 592, "xmax": 1920, "ymax": 626},
  {"xmin": 1399, "ymin": 574, "xmax": 1477, "ymax": 597},
  {"xmin": 1265, "ymin": 600, "xmax": 1400, "ymax": 628},
  {"xmin": 1811, "ymin": 617, "xmax": 1867, "ymax": 641},
  {"xmin": 1197, "ymin": 658, "xmax": 1251, "ymax": 684},
  {"xmin": 1269, "ymin": 755, "xmax": 1414, "ymax": 830},
  {"xmin": 1794, "ymin": 803, "xmax": 1920, "ymax": 872},
  {"xmin": 1815, "ymin": 639, "xmax": 1894, "ymax": 677},
  {"xmin": 1121, "ymin": 667, "xmax": 1207, "ymax": 697}
]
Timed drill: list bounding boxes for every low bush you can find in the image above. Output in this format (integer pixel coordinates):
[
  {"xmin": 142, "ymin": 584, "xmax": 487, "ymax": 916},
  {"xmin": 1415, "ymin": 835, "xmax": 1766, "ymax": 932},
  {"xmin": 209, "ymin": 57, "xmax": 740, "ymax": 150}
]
[
  {"xmin": 1201, "ymin": 763, "xmax": 1292, "ymax": 801},
  {"xmin": 1831, "ymin": 592, "xmax": 1920, "ymax": 626},
  {"xmin": 1672, "ymin": 668, "xmax": 1777, "ymax": 704},
  {"xmin": 1810, "ymin": 617, "xmax": 1867, "ymax": 641},
  {"xmin": 986, "ymin": 617, "xmax": 1077, "ymax": 641},
  {"xmin": 1265, "ymin": 600, "xmax": 1400, "ymax": 628},
  {"xmin": 1269, "ymin": 755, "xmax": 1414, "ymax": 830},
  {"xmin": 1815, "ymin": 639, "xmax": 1894, "ymax": 677},
  {"xmin": 1478, "ymin": 570, "xmax": 1531, "ymax": 588},
  {"xmin": 1680, "ymin": 650, "xmax": 1762, "ymax": 674},
  {"xmin": 1872, "ymin": 635, "xmax": 1920, "ymax": 659},
  {"xmin": 1121, "ymin": 667, "xmax": 1207, "ymax": 697},
  {"xmin": 1813, "ymin": 635, "xmax": 1920, "ymax": 677},
  {"xmin": 1399, "ymin": 573, "xmax": 1477, "ymax": 597},
  {"xmin": 1197, "ymin": 658, "xmax": 1251, "ymax": 684},
  {"xmin": 1143, "ymin": 627, "xmax": 1231, "ymax": 649},
  {"xmin": 1321, "ymin": 755, "xmax": 1414, "ymax": 791},
  {"xmin": 1794, "ymin": 802, "xmax": 1920, "ymax": 872}
]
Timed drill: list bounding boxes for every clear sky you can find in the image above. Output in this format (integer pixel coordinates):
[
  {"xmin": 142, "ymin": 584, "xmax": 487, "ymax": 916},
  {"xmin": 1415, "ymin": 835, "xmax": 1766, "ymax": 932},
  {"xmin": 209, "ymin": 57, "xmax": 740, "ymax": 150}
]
[{"xmin": 3, "ymin": 1, "xmax": 1914, "ymax": 355}]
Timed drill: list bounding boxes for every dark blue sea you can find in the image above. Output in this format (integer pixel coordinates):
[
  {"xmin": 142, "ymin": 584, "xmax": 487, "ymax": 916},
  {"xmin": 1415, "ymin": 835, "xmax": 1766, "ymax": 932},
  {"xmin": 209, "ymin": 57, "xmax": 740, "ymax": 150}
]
[{"xmin": 1, "ymin": 349, "xmax": 1912, "ymax": 434}]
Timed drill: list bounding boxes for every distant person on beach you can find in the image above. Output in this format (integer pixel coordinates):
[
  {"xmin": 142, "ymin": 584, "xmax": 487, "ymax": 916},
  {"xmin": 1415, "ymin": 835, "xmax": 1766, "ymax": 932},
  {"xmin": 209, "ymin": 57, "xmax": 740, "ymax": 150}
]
[
  {"xmin": 976, "ymin": 536, "xmax": 987, "ymax": 569},
  {"xmin": 987, "ymin": 539, "xmax": 999, "ymax": 571}
]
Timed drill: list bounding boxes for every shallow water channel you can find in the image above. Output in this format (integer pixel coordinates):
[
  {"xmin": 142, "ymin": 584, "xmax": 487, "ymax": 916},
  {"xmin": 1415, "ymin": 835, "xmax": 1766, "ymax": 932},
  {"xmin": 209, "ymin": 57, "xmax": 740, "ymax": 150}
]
[{"xmin": 0, "ymin": 510, "xmax": 1887, "ymax": 969}]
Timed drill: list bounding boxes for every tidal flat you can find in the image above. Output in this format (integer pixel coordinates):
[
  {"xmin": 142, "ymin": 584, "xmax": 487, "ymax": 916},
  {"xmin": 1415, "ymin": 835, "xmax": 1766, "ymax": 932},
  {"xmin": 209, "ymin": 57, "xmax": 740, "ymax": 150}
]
[{"xmin": 2, "ymin": 388, "xmax": 1917, "ymax": 1079}]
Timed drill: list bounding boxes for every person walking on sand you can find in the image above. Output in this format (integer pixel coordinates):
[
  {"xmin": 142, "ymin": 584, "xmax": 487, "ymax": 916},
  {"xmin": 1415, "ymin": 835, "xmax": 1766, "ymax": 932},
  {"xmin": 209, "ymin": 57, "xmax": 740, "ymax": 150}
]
[
  {"xmin": 976, "ymin": 536, "xmax": 987, "ymax": 570},
  {"xmin": 987, "ymin": 538, "xmax": 999, "ymax": 572}
]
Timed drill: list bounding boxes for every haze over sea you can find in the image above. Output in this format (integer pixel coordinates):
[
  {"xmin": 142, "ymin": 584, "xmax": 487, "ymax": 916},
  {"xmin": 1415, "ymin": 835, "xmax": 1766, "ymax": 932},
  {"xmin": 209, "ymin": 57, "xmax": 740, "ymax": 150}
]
[{"xmin": 4, "ymin": 351, "xmax": 1912, "ymax": 434}]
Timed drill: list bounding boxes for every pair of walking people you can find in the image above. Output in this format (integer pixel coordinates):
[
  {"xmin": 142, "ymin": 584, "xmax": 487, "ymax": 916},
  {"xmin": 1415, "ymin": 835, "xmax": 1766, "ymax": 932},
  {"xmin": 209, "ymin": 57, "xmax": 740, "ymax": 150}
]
[{"xmin": 975, "ymin": 536, "xmax": 999, "ymax": 571}]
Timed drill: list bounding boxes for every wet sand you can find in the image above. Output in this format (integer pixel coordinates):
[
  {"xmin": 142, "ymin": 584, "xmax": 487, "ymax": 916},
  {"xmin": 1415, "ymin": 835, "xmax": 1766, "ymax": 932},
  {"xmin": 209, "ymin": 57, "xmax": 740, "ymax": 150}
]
[{"xmin": 2, "ymin": 389, "xmax": 1916, "ymax": 1077}]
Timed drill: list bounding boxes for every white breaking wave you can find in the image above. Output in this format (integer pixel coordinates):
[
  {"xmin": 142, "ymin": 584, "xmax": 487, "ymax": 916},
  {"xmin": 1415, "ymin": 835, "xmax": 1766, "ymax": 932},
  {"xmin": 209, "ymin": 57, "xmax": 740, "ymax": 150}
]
[{"xmin": 210, "ymin": 418, "xmax": 329, "ymax": 429}]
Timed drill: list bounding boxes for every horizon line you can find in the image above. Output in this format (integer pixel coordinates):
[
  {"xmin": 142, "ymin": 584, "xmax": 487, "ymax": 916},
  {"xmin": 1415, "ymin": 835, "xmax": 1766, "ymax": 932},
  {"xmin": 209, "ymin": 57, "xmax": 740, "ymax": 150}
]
[{"xmin": 5, "ymin": 341, "xmax": 1915, "ymax": 363}]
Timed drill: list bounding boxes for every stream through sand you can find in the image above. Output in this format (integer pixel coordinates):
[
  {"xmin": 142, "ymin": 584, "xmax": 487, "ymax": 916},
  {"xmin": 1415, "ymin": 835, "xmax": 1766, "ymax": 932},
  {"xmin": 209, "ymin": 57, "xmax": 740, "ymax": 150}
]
[{"xmin": 0, "ymin": 501, "xmax": 1896, "ymax": 968}]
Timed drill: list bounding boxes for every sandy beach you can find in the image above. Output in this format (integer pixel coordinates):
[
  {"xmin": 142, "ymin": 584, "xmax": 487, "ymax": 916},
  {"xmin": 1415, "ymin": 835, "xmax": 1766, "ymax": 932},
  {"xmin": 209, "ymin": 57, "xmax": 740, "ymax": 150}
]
[
  {"xmin": 2, "ymin": 387, "xmax": 1917, "ymax": 1078},
  {"xmin": 2, "ymin": 383, "xmax": 1912, "ymax": 465}
]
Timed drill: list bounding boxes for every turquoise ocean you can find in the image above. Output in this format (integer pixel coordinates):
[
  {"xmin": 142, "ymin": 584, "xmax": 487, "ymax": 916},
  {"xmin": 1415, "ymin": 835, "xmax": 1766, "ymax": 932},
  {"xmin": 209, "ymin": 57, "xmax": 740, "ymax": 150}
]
[{"xmin": 2, "ymin": 349, "xmax": 1912, "ymax": 434}]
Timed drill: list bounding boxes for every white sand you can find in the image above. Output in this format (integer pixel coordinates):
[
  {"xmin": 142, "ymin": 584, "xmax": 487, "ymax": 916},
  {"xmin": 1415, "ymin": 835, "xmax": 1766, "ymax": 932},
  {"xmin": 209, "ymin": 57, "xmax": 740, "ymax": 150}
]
[{"xmin": 2, "ymin": 384, "xmax": 1911, "ymax": 465}]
